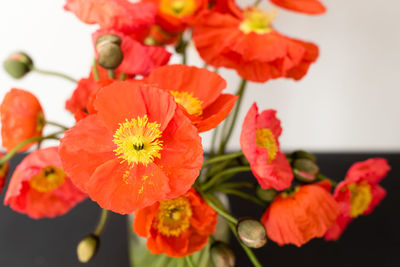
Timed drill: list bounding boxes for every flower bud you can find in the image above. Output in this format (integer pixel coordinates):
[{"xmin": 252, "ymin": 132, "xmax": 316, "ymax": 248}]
[
  {"xmin": 293, "ymin": 158, "xmax": 319, "ymax": 183},
  {"xmin": 291, "ymin": 150, "xmax": 317, "ymax": 162},
  {"xmin": 76, "ymin": 234, "xmax": 99, "ymax": 263},
  {"xmin": 97, "ymin": 43, "xmax": 123, "ymax": 70},
  {"xmin": 236, "ymin": 218, "xmax": 267, "ymax": 248},
  {"xmin": 210, "ymin": 242, "xmax": 235, "ymax": 267},
  {"xmin": 96, "ymin": 34, "xmax": 122, "ymax": 48},
  {"xmin": 3, "ymin": 52, "xmax": 33, "ymax": 79},
  {"xmin": 256, "ymin": 187, "xmax": 277, "ymax": 202}
]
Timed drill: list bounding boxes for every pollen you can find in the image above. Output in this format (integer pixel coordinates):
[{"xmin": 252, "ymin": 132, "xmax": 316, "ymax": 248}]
[
  {"xmin": 113, "ymin": 115, "xmax": 163, "ymax": 166},
  {"xmin": 154, "ymin": 196, "xmax": 193, "ymax": 237},
  {"xmin": 239, "ymin": 7, "xmax": 277, "ymax": 35},
  {"xmin": 256, "ymin": 128, "xmax": 278, "ymax": 163},
  {"xmin": 349, "ymin": 182, "xmax": 372, "ymax": 218},
  {"xmin": 170, "ymin": 91, "xmax": 203, "ymax": 116},
  {"xmin": 29, "ymin": 166, "xmax": 66, "ymax": 193},
  {"xmin": 160, "ymin": 0, "xmax": 196, "ymax": 18}
]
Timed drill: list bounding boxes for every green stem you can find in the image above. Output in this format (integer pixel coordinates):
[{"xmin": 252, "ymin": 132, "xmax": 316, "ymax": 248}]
[
  {"xmin": 209, "ymin": 127, "xmax": 219, "ymax": 157},
  {"xmin": 0, "ymin": 131, "xmax": 63, "ymax": 165},
  {"xmin": 202, "ymin": 152, "xmax": 243, "ymax": 168},
  {"xmin": 94, "ymin": 209, "xmax": 109, "ymax": 236},
  {"xmin": 107, "ymin": 69, "xmax": 115, "ymax": 79},
  {"xmin": 203, "ymin": 194, "xmax": 238, "ymax": 225},
  {"xmin": 92, "ymin": 59, "xmax": 100, "ymax": 81},
  {"xmin": 119, "ymin": 72, "xmax": 126, "ymax": 81},
  {"xmin": 30, "ymin": 66, "xmax": 77, "ymax": 83},
  {"xmin": 45, "ymin": 120, "xmax": 69, "ymax": 130},
  {"xmin": 215, "ymin": 188, "xmax": 266, "ymax": 207},
  {"xmin": 228, "ymin": 223, "xmax": 262, "ymax": 267},
  {"xmin": 185, "ymin": 255, "xmax": 196, "ymax": 267},
  {"xmin": 201, "ymin": 166, "xmax": 251, "ymax": 191},
  {"xmin": 218, "ymin": 79, "xmax": 247, "ymax": 154},
  {"xmin": 211, "ymin": 182, "xmax": 254, "ymax": 190}
]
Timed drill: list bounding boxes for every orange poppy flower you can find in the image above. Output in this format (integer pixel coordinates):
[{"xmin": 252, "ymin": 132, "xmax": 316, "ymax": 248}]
[
  {"xmin": 59, "ymin": 82, "xmax": 203, "ymax": 214},
  {"xmin": 261, "ymin": 181, "xmax": 339, "ymax": 247},
  {"xmin": 269, "ymin": 0, "xmax": 326, "ymax": 15},
  {"xmin": 66, "ymin": 76, "xmax": 114, "ymax": 121},
  {"xmin": 144, "ymin": 0, "xmax": 208, "ymax": 33},
  {"xmin": 64, "ymin": 0, "xmax": 157, "ymax": 34},
  {"xmin": 4, "ymin": 147, "xmax": 87, "ymax": 219},
  {"xmin": 0, "ymin": 153, "xmax": 9, "ymax": 193},
  {"xmin": 1, "ymin": 89, "xmax": 45, "ymax": 152},
  {"xmin": 192, "ymin": 6, "xmax": 319, "ymax": 82},
  {"xmin": 240, "ymin": 103, "xmax": 293, "ymax": 190},
  {"xmin": 93, "ymin": 30, "xmax": 171, "ymax": 76},
  {"xmin": 145, "ymin": 65, "xmax": 237, "ymax": 132},
  {"xmin": 133, "ymin": 188, "xmax": 217, "ymax": 257},
  {"xmin": 325, "ymin": 158, "xmax": 390, "ymax": 241}
]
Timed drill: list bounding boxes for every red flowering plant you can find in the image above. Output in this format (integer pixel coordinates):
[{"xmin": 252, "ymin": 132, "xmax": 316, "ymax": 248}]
[{"xmin": 0, "ymin": 0, "xmax": 391, "ymax": 266}]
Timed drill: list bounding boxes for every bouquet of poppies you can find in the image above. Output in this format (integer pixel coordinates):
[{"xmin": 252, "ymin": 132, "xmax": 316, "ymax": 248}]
[{"xmin": 0, "ymin": 0, "xmax": 391, "ymax": 266}]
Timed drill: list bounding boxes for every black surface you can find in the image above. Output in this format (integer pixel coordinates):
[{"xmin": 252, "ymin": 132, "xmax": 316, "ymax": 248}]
[{"xmin": 0, "ymin": 153, "xmax": 399, "ymax": 267}]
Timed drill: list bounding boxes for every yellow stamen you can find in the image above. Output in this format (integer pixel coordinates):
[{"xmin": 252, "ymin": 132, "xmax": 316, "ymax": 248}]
[
  {"xmin": 160, "ymin": 0, "xmax": 196, "ymax": 18},
  {"xmin": 154, "ymin": 196, "xmax": 192, "ymax": 237},
  {"xmin": 256, "ymin": 128, "xmax": 278, "ymax": 163},
  {"xmin": 113, "ymin": 115, "xmax": 163, "ymax": 166},
  {"xmin": 29, "ymin": 166, "xmax": 66, "ymax": 193},
  {"xmin": 349, "ymin": 182, "xmax": 372, "ymax": 218},
  {"xmin": 170, "ymin": 91, "xmax": 203, "ymax": 116},
  {"xmin": 239, "ymin": 8, "xmax": 277, "ymax": 35}
]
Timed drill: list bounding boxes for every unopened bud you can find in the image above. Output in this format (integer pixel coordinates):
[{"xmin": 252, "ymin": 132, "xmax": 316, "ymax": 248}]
[
  {"xmin": 3, "ymin": 52, "xmax": 33, "ymax": 79},
  {"xmin": 96, "ymin": 34, "xmax": 122, "ymax": 48},
  {"xmin": 96, "ymin": 35, "xmax": 123, "ymax": 70},
  {"xmin": 237, "ymin": 218, "xmax": 267, "ymax": 248},
  {"xmin": 76, "ymin": 234, "xmax": 99, "ymax": 263},
  {"xmin": 256, "ymin": 187, "xmax": 277, "ymax": 202},
  {"xmin": 210, "ymin": 242, "xmax": 235, "ymax": 267},
  {"xmin": 291, "ymin": 150, "xmax": 316, "ymax": 162},
  {"xmin": 293, "ymin": 158, "xmax": 319, "ymax": 183}
]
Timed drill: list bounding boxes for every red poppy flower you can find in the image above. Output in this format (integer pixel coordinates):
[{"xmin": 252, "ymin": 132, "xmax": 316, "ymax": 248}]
[
  {"xmin": 240, "ymin": 103, "xmax": 293, "ymax": 190},
  {"xmin": 4, "ymin": 147, "xmax": 86, "ymax": 219},
  {"xmin": 64, "ymin": 0, "xmax": 157, "ymax": 34},
  {"xmin": 144, "ymin": 0, "xmax": 208, "ymax": 33},
  {"xmin": 93, "ymin": 30, "xmax": 171, "ymax": 77},
  {"xmin": 192, "ymin": 6, "xmax": 319, "ymax": 82},
  {"xmin": 261, "ymin": 181, "xmax": 339, "ymax": 247},
  {"xmin": 0, "ymin": 153, "xmax": 9, "ymax": 193},
  {"xmin": 145, "ymin": 65, "xmax": 237, "ymax": 132},
  {"xmin": 1, "ymin": 89, "xmax": 45, "ymax": 152},
  {"xmin": 59, "ymin": 81, "xmax": 203, "ymax": 214},
  {"xmin": 325, "ymin": 158, "xmax": 390, "ymax": 241},
  {"xmin": 133, "ymin": 188, "xmax": 217, "ymax": 257},
  {"xmin": 269, "ymin": 0, "xmax": 326, "ymax": 15}
]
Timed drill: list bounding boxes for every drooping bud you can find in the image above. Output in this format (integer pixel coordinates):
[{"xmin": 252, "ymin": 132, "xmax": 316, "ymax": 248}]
[
  {"xmin": 256, "ymin": 187, "xmax": 277, "ymax": 202},
  {"xmin": 210, "ymin": 242, "xmax": 235, "ymax": 267},
  {"xmin": 236, "ymin": 218, "xmax": 267, "ymax": 248},
  {"xmin": 96, "ymin": 35, "xmax": 123, "ymax": 70},
  {"xmin": 291, "ymin": 150, "xmax": 317, "ymax": 162},
  {"xmin": 76, "ymin": 234, "xmax": 100, "ymax": 263},
  {"xmin": 293, "ymin": 158, "xmax": 319, "ymax": 183},
  {"xmin": 3, "ymin": 52, "xmax": 33, "ymax": 79}
]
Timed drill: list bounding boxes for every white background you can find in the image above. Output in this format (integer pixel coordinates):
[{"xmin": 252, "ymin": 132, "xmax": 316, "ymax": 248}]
[{"xmin": 0, "ymin": 0, "xmax": 399, "ymax": 152}]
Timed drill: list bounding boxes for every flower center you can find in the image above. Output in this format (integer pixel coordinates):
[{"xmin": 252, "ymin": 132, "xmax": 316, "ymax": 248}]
[
  {"xmin": 256, "ymin": 128, "xmax": 278, "ymax": 163},
  {"xmin": 160, "ymin": 0, "xmax": 196, "ymax": 18},
  {"xmin": 239, "ymin": 8, "xmax": 276, "ymax": 35},
  {"xmin": 348, "ymin": 182, "xmax": 372, "ymax": 218},
  {"xmin": 29, "ymin": 166, "xmax": 66, "ymax": 193},
  {"xmin": 170, "ymin": 91, "xmax": 203, "ymax": 116},
  {"xmin": 113, "ymin": 115, "xmax": 163, "ymax": 166},
  {"xmin": 154, "ymin": 196, "xmax": 193, "ymax": 237}
]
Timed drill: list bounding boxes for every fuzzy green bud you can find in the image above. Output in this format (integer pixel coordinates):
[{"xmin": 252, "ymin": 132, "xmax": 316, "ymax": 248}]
[
  {"xmin": 236, "ymin": 218, "xmax": 267, "ymax": 248},
  {"xmin": 3, "ymin": 52, "xmax": 33, "ymax": 79},
  {"xmin": 293, "ymin": 158, "xmax": 319, "ymax": 183},
  {"xmin": 291, "ymin": 150, "xmax": 317, "ymax": 162},
  {"xmin": 256, "ymin": 186, "xmax": 277, "ymax": 202},
  {"xmin": 210, "ymin": 242, "xmax": 235, "ymax": 267},
  {"xmin": 76, "ymin": 234, "xmax": 99, "ymax": 263}
]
